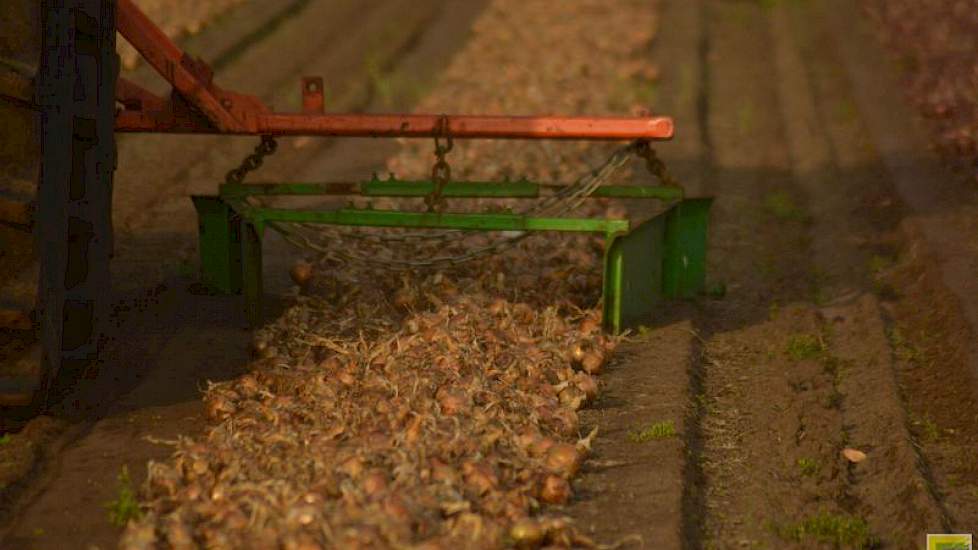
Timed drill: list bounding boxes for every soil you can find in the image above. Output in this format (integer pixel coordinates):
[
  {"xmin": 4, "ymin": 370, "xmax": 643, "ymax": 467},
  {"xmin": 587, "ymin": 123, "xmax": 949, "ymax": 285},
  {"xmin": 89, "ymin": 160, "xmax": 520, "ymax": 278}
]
[{"xmin": 1, "ymin": 0, "xmax": 977, "ymax": 548}]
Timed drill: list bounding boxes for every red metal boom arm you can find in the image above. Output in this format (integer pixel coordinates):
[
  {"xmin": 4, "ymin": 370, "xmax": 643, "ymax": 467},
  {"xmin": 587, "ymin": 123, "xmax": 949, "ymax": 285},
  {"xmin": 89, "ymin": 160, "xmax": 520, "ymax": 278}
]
[{"xmin": 114, "ymin": 0, "xmax": 674, "ymax": 141}]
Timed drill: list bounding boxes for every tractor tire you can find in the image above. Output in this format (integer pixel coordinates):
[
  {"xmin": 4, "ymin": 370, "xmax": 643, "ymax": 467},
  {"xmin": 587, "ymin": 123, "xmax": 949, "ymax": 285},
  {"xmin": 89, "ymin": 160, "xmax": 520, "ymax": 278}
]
[{"xmin": 0, "ymin": 0, "xmax": 117, "ymax": 415}]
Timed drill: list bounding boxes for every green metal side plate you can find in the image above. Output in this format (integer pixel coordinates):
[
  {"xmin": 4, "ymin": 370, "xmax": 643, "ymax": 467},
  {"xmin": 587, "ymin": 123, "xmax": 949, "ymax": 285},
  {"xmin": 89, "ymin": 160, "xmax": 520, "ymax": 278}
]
[
  {"xmin": 601, "ymin": 198, "xmax": 713, "ymax": 333},
  {"xmin": 191, "ymin": 196, "xmax": 242, "ymax": 295}
]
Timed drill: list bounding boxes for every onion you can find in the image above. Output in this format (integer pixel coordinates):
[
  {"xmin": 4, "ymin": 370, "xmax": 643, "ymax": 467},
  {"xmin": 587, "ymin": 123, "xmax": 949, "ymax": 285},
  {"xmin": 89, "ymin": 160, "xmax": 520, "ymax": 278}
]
[
  {"xmin": 570, "ymin": 344, "xmax": 586, "ymax": 362},
  {"xmin": 430, "ymin": 458, "xmax": 456, "ymax": 484},
  {"xmin": 337, "ymin": 456, "xmax": 364, "ymax": 479},
  {"xmin": 516, "ymin": 431, "xmax": 555, "ymax": 458},
  {"xmin": 510, "ymin": 518, "xmax": 545, "ymax": 549},
  {"xmin": 462, "ymin": 461, "xmax": 497, "ymax": 495},
  {"xmin": 204, "ymin": 394, "xmax": 235, "ymax": 421},
  {"xmin": 235, "ymin": 374, "xmax": 260, "ymax": 397},
  {"xmin": 550, "ymin": 407, "xmax": 580, "ymax": 436},
  {"xmin": 436, "ymin": 388, "xmax": 468, "ymax": 416},
  {"xmin": 538, "ymin": 474, "xmax": 572, "ymax": 505},
  {"xmin": 558, "ymin": 386, "xmax": 586, "ymax": 411},
  {"xmin": 580, "ymin": 350, "xmax": 605, "ymax": 375},
  {"xmin": 289, "ymin": 262, "xmax": 313, "ymax": 287},
  {"xmin": 319, "ymin": 356, "xmax": 342, "ymax": 371},
  {"xmin": 579, "ymin": 317, "xmax": 599, "ymax": 334},
  {"xmin": 336, "ymin": 369, "xmax": 356, "ymax": 387},
  {"xmin": 404, "ymin": 416, "xmax": 422, "ymax": 445},
  {"xmin": 393, "ymin": 287, "xmax": 414, "ymax": 309},
  {"xmin": 574, "ymin": 373, "xmax": 599, "ymax": 401},
  {"xmin": 382, "ymin": 495, "xmax": 412, "ymax": 526},
  {"xmin": 544, "ymin": 443, "xmax": 581, "ymax": 478},
  {"xmin": 488, "ymin": 298, "xmax": 507, "ymax": 315},
  {"xmin": 250, "ymin": 338, "xmax": 268, "ymax": 358},
  {"xmin": 361, "ymin": 470, "xmax": 388, "ymax": 499}
]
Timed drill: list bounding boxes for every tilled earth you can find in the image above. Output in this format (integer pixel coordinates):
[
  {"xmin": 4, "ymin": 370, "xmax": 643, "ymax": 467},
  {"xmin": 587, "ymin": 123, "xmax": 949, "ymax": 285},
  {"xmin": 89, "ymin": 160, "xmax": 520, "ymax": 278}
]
[
  {"xmin": 862, "ymin": 0, "xmax": 978, "ymax": 173},
  {"xmin": 3, "ymin": 0, "xmax": 978, "ymax": 549}
]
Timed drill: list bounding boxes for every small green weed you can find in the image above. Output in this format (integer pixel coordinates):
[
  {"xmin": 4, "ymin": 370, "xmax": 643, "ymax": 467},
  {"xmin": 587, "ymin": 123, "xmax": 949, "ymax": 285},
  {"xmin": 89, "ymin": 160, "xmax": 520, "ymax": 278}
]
[
  {"xmin": 825, "ymin": 389, "xmax": 844, "ymax": 409},
  {"xmin": 786, "ymin": 333, "xmax": 824, "ymax": 361},
  {"xmin": 629, "ymin": 420, "xmax": 677, "ymax": 442},
  {"xmin": 911, "ymin": 414, "xmax": 941, "ymax": 442},
  {"xmin": 886, "ymin": 326, "xmax": 924, "ymax": 364},
  {"xmin": 797, "ymin": 457, "xmax": 820, "ymax": 477},
  {"xmin": 105, "ymin": 466, "xmax": 142, "ymax": 528},
  {"xmin": 774, "ymin": 511, "xmax": 879, "ymax": 549},
  {"xmin": 763, "ymin": 190, "xmax": 805, "ymax": 221},
  {"xmin": 0, "ymin": 433, "xmax": 11, "ymax": 445}
]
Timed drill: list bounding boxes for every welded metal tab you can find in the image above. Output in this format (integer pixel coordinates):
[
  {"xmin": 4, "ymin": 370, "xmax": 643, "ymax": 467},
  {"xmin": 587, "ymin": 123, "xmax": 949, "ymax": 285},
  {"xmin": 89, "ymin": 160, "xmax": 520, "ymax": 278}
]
[{"xmin": 301, "ymin": 77, "xmax": 325, "ymax": 114}]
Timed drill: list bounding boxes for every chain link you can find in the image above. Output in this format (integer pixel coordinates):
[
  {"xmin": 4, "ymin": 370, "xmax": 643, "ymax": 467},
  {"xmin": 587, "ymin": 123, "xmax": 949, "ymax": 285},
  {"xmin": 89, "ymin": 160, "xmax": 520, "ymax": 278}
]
[
  {"xmin": 225, "ymin": 135, "xmax": 278, "ymax": 185},
  {"xmin": 635, "ymin": 139, "xmax": 681, "ymax": 187},
  {"xmin": 424, "ymin": 116, "xmax": 453, "ymax": 212},
  {"xmin": 270, "ymin": 140, "xmax": 659, "ymax": 270},
  {"xmin": 224, "ymin": 133, "xmax": 682, "ymax": 270}
]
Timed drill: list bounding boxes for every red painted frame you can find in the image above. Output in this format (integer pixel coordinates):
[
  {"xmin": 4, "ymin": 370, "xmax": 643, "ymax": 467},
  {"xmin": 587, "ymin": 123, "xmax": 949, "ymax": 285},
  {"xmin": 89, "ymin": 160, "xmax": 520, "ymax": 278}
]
[{"xmin": 113, "ymin": 0, "xmax": 674, "ymax": 141}]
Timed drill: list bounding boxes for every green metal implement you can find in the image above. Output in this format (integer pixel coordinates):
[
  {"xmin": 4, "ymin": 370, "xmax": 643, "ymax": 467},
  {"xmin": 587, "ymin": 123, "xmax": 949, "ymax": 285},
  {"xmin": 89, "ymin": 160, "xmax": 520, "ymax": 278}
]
[{"xmin": 192, "ymin": 178, "xmax": 712, "ymax": 333}]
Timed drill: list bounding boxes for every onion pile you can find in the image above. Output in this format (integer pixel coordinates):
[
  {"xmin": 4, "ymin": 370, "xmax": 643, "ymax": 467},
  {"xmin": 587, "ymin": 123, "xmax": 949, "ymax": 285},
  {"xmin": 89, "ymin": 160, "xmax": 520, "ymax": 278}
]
[
  {"xmin": 122, "ymin": 0, "xmax": 660, "ymax": 547},
  {"xmin": 124, "ymin": 272, "xmax": 617, "ymax": 549}
]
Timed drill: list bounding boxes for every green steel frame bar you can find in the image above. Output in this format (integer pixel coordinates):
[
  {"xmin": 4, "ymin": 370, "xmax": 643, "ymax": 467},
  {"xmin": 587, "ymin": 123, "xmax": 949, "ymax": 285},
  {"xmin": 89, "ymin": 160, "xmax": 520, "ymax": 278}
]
[
  {"xmin": 242, "ymin": 206, "xmax": 631, "ymax": 234},
  {"xmin": 219, "ymin": 180, "xmax": 685, "ymax": 201},
  {"xmin": 194, "ymin": 186, "xmax": 711, "ymax": 332}
]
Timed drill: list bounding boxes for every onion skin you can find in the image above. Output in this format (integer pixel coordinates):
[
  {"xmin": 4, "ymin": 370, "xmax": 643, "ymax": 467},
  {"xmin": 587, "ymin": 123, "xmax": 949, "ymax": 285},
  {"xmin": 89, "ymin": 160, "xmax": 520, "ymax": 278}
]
[
  {"xmin": 361, "ymin": 470, "xmax": 388, "ymax": 500},
  {"xmin": 538, "ymin": 474, "xmax": 572, "ymax": 505},
  {"xmin": 544, "ymin": 443, "xmax": 581, "ymax": 478},
  {"xmin": 558, "ymin": 386, "xmax": 586, "ymax": 411},
  {"xmin": 575, "ymin": 373, "xmax": 599, "ymax": 401},
  {"xmin": 462, "ymin": 461, "xmax": 498, "ymax": 495},
  {"xmin": 510, "ymin": 518, "xmax": 545, "ymax": 549},
  {"xmin": 204, "ymin": 394, "xmax": 236, "ymax": 421},
  {"xmin": 580, "ymin": 351, "xmax": 605, "ymax": 375},
  {"xmin": 578, "ymin": 317, "xmax": 600, "ymax": 335},
  {"xmin": 436, "ymin": 388, "xmax": 468, "ymax": 416},
  {"xmin": 289, "ymin": 262, "xmax": 314, "ymax": 287}
]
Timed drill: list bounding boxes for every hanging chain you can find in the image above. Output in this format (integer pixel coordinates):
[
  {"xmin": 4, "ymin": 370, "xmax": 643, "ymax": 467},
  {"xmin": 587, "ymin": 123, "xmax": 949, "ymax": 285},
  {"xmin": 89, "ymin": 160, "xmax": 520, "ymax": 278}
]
[
  {"xmin": 225, "ymin": 135, "xmax": 279, "ymax": 185},
  {"xmin": 635, "ymin": 139, "xmax": 681, "ymax": 188},
  {"xmin": 227, "ymin": 133, "xmax": 684, "ymax": 270},
  {"xmin": 270, "ymin": 140, "xmax": 650, "ymax": 270},
  {"xmin": 423, "ymin": 115, "xmax": 453, "ymax": 212}
]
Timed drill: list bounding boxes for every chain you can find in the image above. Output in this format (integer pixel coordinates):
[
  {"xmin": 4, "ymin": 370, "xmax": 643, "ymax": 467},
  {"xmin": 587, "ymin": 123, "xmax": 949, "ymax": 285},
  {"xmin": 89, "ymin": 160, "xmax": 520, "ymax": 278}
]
[
  {"xmin": 423, "ymin": 115, "xmax": 453, "ymax": 212},
  {"xmin": 635, "ymin": 139, "xmax": 681, "ymax": 188},
  {"xmin": 225, "ymin": 135, "xmax": 279, "ymax": 185},
  {"xmin": 269, "ymin": 140, "xmax": 651, "ymax": 270}
]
